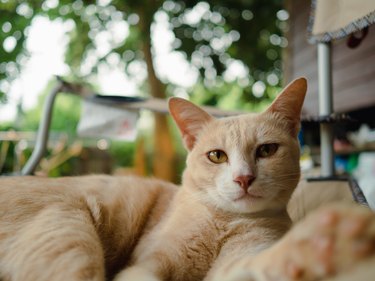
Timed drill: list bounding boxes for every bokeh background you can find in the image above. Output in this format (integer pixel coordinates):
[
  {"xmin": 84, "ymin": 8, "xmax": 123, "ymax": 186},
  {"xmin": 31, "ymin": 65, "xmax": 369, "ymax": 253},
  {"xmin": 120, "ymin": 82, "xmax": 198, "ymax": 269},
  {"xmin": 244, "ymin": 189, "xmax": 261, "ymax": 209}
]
[
  {"xmin": 1, "ymin": 0, "xmax": 374, "ymax": 184},
  {"xmin": 0, "ymin": 0, "xmax": 288, "ymax": 181}
]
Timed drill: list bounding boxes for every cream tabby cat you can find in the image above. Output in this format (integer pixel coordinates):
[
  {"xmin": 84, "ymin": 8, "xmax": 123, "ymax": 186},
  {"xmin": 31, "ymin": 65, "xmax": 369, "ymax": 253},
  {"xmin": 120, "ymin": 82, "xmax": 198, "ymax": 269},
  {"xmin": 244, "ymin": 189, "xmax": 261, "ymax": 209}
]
[{"xmin": 0, "ymin": 78, "xmax": 374, "ymax": 281}]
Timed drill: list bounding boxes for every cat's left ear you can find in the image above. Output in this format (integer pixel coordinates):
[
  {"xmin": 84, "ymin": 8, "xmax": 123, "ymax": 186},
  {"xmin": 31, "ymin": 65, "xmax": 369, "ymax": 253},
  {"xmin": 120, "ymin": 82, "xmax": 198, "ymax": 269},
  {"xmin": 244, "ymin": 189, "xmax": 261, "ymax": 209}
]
[
  {"xmin": 266, "ymin": 77, "xmax": 307, "ymax": 137},
  {"xmin": 169, "ymin": 97, "xmax": 214, "ymax": 151}
]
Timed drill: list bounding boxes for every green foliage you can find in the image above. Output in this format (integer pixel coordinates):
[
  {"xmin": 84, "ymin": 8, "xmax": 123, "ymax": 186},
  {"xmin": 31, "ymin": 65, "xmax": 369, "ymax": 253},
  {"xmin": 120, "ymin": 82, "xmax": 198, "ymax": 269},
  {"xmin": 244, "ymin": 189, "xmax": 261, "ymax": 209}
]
[
  {"xmin": 0, "ymin": 1, "xmax": 30, "ymax": 99},
  {"xmin": 172, "ymin": 0, "xmax": 284, "ymax": 78},
  {"xmin": 0, "ymin": 0, "xmax": 287, "ymax": 175},
  {"xmin": 190, "ymin": 79, "xmax": 282, "ymax": 112},
  {"xmin": 109, "ymin": 141, "xmax": 135, "ymax": 168},
  {"xmin": 0, "ymin": 0, "xmax": 286, "ymax": 105}
]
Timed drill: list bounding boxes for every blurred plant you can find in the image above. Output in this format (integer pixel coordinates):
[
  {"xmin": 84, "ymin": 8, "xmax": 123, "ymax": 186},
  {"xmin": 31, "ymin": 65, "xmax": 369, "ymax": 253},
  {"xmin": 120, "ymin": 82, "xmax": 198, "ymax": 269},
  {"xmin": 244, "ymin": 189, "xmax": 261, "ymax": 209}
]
[{"xmin": 0, "ymin": 0, "xmax": 287, "ymax": 180}]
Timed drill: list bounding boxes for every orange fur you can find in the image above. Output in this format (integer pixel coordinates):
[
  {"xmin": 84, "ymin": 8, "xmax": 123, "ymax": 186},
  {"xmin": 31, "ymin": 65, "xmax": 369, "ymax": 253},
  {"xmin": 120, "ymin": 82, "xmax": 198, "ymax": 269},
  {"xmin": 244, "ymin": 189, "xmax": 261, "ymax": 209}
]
[
  {"xmin": 213, "ymin": 203, "xmax": 375, "ymax": 281},
  {"xmin": 0, "ymin": 175, "xmax": 176, "ymax": 280}
]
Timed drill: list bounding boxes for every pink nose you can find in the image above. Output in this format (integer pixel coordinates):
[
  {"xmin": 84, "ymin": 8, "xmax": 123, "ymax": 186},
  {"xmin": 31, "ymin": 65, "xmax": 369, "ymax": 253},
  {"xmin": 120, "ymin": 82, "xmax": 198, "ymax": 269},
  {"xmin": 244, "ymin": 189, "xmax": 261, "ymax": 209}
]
[{"xmin": 234, "ymin": 175, "xmax": 255, "ymax": 191}]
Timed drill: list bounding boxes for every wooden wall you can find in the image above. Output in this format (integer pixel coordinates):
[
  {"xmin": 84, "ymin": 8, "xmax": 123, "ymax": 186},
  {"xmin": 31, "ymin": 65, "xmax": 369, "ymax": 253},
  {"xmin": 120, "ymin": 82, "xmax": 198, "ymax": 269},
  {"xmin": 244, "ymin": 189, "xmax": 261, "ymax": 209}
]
[{"xmin": 285, "ymin": 0, "xmax": 375, "ymax": 116}]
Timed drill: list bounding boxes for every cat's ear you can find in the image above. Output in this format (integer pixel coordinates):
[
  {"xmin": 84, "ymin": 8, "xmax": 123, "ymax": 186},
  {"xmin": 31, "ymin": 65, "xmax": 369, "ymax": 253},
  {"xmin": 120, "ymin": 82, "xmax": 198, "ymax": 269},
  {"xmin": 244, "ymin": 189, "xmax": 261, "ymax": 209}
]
[
  {"xmin": 169, "ymin": 97, "xmax": 214, "ymax": 151},
  {"xmin": 266, "ymin": 77, "xmax": 307, "ymax": 136}
]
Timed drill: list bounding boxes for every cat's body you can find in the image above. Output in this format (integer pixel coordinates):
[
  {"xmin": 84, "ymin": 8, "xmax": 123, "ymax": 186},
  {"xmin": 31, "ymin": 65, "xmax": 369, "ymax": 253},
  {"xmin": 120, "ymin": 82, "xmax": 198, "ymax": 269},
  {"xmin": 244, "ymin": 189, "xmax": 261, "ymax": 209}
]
[
  {"xmin": 0, "ymin": 175, "xmax": 177, "ymax": 280},
  {"xmin": 0, "ymin": 174, "xmax": 290, "ymax": 281},
  {"xmin": 125, "ymin": 186, "xmax": 291, "ymax": 281},
  {"xmin": 0, "ymin": 78, "xmax": 308, "ymax": 281}
]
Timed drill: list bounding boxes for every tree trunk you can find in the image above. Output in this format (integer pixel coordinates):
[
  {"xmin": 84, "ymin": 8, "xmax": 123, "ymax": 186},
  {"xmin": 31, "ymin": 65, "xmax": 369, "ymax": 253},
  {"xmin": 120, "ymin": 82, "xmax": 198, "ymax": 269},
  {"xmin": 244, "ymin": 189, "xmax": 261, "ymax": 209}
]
[{"xmin": 140, "ymin": 10, "xmax": 176, "ymax": 182}]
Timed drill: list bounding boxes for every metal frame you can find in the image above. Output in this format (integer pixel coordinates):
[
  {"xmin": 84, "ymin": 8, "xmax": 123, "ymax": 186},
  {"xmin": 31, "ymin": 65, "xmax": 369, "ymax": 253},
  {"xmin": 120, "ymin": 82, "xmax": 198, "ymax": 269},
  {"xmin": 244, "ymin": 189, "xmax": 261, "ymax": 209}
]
[
  {"xmin": 317, "ymin": 42, "xmax": 335, "ymax": 177},
  {"xmin": 21, "ymin": 83, "xmax": 64, "ymax": 175}
]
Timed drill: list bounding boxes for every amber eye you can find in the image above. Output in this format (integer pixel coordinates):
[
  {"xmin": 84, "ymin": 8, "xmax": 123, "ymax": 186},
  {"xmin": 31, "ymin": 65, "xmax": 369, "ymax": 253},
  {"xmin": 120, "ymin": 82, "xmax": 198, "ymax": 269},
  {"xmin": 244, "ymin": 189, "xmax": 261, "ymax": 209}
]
[
  {"xmin": 207, "ymin": 150, "xmax": 228, "ymax": 164},
  {"xmin": 256, "ymin": 143, "xmax": 279, "ymax": 158}
]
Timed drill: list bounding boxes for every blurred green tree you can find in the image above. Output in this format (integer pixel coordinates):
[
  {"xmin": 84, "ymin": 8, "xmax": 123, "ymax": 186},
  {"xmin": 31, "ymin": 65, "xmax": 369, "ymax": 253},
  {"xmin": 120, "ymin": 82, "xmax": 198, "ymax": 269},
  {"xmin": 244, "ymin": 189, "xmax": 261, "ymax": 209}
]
[{"xmin": 0, "ymin": 0, "xmax": 286, "ymax": 180}]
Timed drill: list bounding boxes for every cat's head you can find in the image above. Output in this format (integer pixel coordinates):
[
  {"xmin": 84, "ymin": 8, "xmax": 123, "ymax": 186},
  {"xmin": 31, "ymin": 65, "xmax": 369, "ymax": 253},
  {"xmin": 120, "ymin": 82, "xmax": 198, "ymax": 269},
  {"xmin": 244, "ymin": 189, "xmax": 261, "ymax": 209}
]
[{"xmin": 169, "ymin": 78, "xmax": 307, "ymax": 214}]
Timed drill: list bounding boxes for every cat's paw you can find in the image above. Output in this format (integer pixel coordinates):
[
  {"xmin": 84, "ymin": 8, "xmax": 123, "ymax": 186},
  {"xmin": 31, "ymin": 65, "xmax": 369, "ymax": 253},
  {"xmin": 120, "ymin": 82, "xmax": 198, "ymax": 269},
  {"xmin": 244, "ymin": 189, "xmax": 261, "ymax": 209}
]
[
  {"xmin": 216, "ymin": 204, "xmax": 375, "ymax": 281},
  {"xmin": 262, "ymin": 203, "xmax": 375, "ymax": 281},
  {"xmin": 281, "ymin": 204, "xmax": 375, "ymax": 280}
]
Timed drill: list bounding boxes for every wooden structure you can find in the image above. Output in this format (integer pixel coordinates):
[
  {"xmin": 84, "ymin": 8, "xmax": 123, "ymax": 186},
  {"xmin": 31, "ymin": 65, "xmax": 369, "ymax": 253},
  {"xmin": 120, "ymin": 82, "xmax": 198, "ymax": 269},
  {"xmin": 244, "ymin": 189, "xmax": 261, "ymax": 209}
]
[
  {"xmin": 285, "ymin": 0, "xmax": 375, "ymax": 116},
  {"xmin": 283, "ymin": 0, "xmax": 372, "ymax": 210}
]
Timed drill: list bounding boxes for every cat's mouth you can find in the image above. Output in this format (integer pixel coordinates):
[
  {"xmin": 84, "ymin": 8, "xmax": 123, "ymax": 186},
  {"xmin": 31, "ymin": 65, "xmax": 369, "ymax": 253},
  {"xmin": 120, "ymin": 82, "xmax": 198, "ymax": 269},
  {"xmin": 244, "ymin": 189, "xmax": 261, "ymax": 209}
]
[{"xmin": 234, "ymin": 192, "xmax": 263, "ymax": 201}]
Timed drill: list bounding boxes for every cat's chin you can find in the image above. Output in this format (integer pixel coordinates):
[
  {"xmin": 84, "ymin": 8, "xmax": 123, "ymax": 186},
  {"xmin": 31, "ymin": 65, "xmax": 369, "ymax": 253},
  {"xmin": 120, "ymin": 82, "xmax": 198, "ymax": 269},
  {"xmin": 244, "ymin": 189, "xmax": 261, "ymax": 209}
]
[
  {"xmin": 232, "ymin": 195, "xmax": 267, "ymax": 213},
  {"xmin": 214, "ymin": 195, "xmax": 270, "ymax": 214}
]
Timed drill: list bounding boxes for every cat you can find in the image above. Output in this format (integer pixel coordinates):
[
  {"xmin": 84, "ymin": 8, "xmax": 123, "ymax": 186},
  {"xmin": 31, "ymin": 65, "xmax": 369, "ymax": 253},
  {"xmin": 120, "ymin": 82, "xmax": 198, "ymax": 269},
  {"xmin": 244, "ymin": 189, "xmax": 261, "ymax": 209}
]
[
  {"xmin": 0, "ymin": 77, "xmax": 374, "ymax": 281},
  {"xmin": 114, "ymin": 78, "xmax": 306, "ymax": 281}
]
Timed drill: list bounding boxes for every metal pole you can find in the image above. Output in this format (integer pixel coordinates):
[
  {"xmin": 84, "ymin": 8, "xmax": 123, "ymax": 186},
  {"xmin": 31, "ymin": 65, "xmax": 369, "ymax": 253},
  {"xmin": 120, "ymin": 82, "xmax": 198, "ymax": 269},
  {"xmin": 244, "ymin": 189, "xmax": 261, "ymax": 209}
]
[
  {"xmin": 318, "ymin": 42, "xmax": 335, "ymax": 177},
  {"xmin": 21, "ymin": 82, "xmax": 63, "ymax": 175}
]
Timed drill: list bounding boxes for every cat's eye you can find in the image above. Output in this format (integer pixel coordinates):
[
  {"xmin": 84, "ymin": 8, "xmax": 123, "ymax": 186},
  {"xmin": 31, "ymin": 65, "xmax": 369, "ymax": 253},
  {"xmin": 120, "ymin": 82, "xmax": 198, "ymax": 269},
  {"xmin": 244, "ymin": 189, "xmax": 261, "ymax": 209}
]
[
  {"xmin": 207, "ymin": 150, "xmax": 228, "ymax": 164},
  {"xmin": 256, "ymin": 143, "xmax": 279, "ymax": 158}
]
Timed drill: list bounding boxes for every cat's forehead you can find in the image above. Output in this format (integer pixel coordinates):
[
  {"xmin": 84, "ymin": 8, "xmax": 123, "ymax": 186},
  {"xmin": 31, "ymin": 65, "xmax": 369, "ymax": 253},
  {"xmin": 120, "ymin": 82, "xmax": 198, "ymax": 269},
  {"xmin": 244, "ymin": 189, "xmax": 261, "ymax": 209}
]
[
  {"xmin": 222, "ymin": 113, "xmax": 259, "ymax": 126},
  {"xmin": 214, "ymin": 112, "xmax": 266, "ymax": 134},
  {"xmin": 200, "ymin": 112, "xmax": 289, "ymax": 147}
]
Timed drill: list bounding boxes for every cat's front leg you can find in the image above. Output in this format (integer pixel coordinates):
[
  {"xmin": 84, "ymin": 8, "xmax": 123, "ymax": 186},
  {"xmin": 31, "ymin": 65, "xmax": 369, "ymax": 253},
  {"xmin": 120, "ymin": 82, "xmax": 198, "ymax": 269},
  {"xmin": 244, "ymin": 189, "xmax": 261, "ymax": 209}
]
[
  {"xmin": 213, "ymin": 203, "xmax": 375, "ymax": 281},
  {"xmin": 114, "ymin": 265, "xmax": 161, "ymax": 281}
]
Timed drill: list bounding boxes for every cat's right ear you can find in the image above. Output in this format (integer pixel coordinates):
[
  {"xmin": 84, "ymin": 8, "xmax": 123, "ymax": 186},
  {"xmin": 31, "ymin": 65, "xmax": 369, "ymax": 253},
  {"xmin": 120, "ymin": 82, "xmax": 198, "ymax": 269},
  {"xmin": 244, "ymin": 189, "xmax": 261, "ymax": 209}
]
[
  {"xmin": 266, "ymin": 77, "xmax": 307, "ymax": 137},
  {"xmin": 169, "ymin": 97, "xmax": 213, "ymax": 151}
]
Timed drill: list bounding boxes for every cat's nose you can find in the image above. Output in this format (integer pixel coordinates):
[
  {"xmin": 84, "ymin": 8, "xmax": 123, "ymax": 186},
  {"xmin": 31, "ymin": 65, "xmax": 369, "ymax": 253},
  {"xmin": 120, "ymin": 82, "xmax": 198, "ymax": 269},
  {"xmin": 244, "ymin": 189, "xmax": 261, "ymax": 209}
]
[{"xmin": 233, "ymin": 175, "xmax": 255, "ymax": 191}]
